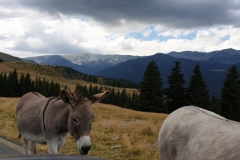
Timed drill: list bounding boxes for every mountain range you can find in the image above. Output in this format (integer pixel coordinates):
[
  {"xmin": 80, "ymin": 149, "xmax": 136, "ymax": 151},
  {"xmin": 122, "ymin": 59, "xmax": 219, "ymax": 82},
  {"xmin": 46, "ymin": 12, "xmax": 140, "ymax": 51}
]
[
  {"xmin": 1, "ymin": 48, "xmax": 240, "ymax": 98},
  {"xmin": 25, "ymin": 53, "xmax": 141, "ymax": 75},
  {"xmin": 168, "ymin": 48, "xmax": 240, "ymax": 64}
]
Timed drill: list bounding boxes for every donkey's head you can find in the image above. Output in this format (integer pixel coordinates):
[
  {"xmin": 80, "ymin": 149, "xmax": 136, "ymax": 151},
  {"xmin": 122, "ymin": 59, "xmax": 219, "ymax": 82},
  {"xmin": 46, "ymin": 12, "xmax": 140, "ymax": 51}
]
[{"xmin": 60, "ymin": 90, "xmax": 110, "ymax": 155}]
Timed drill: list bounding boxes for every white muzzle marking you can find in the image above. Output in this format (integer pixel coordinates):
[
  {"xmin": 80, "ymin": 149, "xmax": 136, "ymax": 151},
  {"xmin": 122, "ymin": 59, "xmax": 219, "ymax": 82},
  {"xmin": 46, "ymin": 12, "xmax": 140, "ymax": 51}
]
[{"xmin": 76, "ymin": 135, "xmax": 92, "ymax": 155}]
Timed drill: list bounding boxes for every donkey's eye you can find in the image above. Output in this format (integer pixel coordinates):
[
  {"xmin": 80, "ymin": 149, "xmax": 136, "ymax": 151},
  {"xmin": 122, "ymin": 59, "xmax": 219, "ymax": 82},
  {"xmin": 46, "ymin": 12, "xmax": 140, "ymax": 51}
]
[{"xmin": 73, "ymin": 118, "xmax": 79, "ymax": 125}]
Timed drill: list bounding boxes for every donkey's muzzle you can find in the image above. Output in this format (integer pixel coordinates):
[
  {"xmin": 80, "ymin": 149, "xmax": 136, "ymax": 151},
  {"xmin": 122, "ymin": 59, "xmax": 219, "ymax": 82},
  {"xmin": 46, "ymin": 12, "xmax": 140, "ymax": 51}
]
[{"xmin": 80, "ymin": 145, "xmax": 91, "ymax": 155}]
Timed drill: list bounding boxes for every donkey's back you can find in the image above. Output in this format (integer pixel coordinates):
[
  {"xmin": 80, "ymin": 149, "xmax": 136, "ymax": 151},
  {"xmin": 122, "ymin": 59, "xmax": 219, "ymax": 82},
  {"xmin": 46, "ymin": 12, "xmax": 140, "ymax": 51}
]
[{"xmin": 158, "ymin": 106, "xmax": 240, "ymax": 160}]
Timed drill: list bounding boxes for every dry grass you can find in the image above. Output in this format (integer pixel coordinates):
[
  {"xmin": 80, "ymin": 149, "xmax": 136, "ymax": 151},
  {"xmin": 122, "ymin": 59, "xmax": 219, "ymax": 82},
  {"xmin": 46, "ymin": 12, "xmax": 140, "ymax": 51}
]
[{"xmin": 0, "ymin": 97, "xmax": 167, "ymax": 160}]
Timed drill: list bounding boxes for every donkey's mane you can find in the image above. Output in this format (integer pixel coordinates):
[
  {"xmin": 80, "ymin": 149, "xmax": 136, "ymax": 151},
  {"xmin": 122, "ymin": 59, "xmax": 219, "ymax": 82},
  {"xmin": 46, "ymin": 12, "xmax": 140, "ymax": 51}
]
[{"xmin": 74, "ymin": 89, "xmax": 84, "ymax": 99}]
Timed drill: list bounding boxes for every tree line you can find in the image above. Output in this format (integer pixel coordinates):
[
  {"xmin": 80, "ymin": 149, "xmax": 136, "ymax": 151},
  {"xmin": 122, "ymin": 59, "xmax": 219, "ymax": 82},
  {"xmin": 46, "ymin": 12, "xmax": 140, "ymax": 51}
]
[
  {"xmin": 138, "ymin": 59, "xmax": 240, "ymax": 122},
  {"xmin": 74, "ymin": 83, "xmax": 140, "ymax": 110},
  {"xmin": 0, "ymin": 69, "xmax": 60, "ymax": 97},
  {"xmin": 0, "ymin": 68, "xmax": 139, "ymax": 109}
]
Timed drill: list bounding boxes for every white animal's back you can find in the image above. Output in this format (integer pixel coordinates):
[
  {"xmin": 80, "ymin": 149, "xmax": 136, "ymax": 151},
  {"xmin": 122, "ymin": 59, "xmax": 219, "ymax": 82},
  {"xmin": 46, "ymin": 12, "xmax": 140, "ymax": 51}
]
[{"xmin": 158, "ymin": 106, "xmax": 240, "ymax": 160}]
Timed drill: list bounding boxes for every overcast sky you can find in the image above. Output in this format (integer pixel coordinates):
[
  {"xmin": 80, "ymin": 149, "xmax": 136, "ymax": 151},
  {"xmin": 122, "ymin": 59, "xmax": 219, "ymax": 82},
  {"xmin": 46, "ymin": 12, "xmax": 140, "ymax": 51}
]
[{"xmin": 0, "ymin": 0, "xmax": 240, "ymax": 58}]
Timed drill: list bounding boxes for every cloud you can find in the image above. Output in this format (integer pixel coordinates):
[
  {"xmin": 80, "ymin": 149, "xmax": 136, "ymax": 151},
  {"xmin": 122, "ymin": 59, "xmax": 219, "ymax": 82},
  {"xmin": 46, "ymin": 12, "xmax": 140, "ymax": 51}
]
[
  {"xmin": 0, "ymin": 0, "xmax": 240, "ymax": 58},
  {"xmin": 8, "ymin": 0, "xmax": 239, "ymax": 29},
  {"xmin": 142, "ymin": 28, "xmax": 152, "ymax": 37}
]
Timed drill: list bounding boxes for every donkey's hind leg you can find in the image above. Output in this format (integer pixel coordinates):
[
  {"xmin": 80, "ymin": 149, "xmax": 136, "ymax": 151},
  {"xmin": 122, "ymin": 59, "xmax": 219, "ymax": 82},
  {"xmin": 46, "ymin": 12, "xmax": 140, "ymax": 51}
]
[
  {"xmin": 23, "ymin": 138, "xmax": 31, "ymax": 154},
  {"xmin": 30, "ymin": 141, "xmax": 37, "ymax": 154}
]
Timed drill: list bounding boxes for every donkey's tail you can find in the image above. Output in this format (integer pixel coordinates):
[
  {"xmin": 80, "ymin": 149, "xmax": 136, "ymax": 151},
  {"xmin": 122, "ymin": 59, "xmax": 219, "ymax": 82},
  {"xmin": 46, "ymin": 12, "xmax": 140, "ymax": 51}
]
[{"xmin": 18, "ymin": 133, "xmax": 21, "ymax": 139}]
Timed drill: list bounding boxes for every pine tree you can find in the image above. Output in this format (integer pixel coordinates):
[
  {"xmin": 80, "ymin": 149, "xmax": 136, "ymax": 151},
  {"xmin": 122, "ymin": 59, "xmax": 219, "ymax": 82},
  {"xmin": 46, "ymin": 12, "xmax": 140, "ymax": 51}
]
[
  {"xmin": 25, "ymin": 73, "xmax": 32, "ymax": 93},
  {"xmin": 35, "ymin": 77, "xmax": 42, "ymax": 92},
  {"xmin": 54, "ymin": 83, "xmax": 60, "ymax": 96},
  {"xmin": 41, "ymin": 78, "xmax": 49, "ymax": 97},
  {"xmin": 185, "ymin": 64, "xmax": 210, "ymax": 108},
  {"xmin": 93, "ymin": 86, "xmax": 99, "ymax": 95},
  {"xmin": 209, "ymin": 96, "xmax": 221, "ymax": 115},
  {"xmin": 31, "ymin": 81, "xmax": 35, "ymax": 92},
  {"xmin": 166, "ymin": 61, "xmax": 186, "ymax": 113},
  {"xmin": 49, "ymin": 80, "xmax": 55, "ymax": 96},
  {"xmin": 116, "ymin": 90, "xmax": 121, "ymax": 106},
  {"xmin": 131, "ymin": 91, "xmax": 139, "ymax": 110},
  {"xmin": 7, "ymin": 69, "xmax": 19, "ymax": 97},
  {"xmin": 88, "ymin": 84, "xmax": 93, "ymax": 96},
  {"xmin": 0, "ymin": 73, "xmax": 3, "ymax": 96},
  {"xmin": 119, "ymin": 88, "xmax": 128, "ymax": 107},
  {"xmin": 83, "ymin": 85, "xmax": 88, "ymax": 96},
  {"xmin": 221, "ymin": 65, "xmax": 240, "ymax": 121},
  {"xmin": 19, "ymin": 73, "xmax": 26, "ymax": 96},
  {"xmin": 139, "ymin": 60, "xmax": 164, "ymax": 113},
  {"xmin": 2, "ymin": 72, "xmax": 7, "ymax": 96}
]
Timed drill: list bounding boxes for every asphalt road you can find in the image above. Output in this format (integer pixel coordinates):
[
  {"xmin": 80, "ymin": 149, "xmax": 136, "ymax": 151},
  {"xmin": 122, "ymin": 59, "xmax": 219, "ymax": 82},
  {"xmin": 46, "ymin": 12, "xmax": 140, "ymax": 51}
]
[
  {"xmin": 0, "ymin": 137, "xmax": 24, "ymax": 156},
  {"xmin": 0, "ymin": 137, "xmax": 103, "ymax": 160},
  {"xmin": 0, "ymin": 138, "xmax": 103, "ymax": 160}
]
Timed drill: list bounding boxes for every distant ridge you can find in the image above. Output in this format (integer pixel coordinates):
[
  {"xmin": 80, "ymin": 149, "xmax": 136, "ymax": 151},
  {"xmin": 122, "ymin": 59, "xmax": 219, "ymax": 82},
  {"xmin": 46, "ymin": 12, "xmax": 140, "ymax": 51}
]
[
  {"xmin": 168, "ymin": 48, "xmax": 240, "ymax": 64},
  {"xmin": 25, "ymin": 53, "xmax": 141, "ymax": 74},
  {"xmin": 0, "ymin": 52, "xmax": 26, "ymax": 62}
]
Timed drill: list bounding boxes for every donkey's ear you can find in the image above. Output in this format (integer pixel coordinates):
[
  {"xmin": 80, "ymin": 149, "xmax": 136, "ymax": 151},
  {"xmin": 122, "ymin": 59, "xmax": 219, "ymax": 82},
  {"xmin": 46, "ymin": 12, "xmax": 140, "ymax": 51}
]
[
  {"xmin": 87, "ymin": 90, "xmax": 110, "ymax": 104},
  {"xmin": 60, "ymin": 90, "xmax": 74, "ymax": 105}
]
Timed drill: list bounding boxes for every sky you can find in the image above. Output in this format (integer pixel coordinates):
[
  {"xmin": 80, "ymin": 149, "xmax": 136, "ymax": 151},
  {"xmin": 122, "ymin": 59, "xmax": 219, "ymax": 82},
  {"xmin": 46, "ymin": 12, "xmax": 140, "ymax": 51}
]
[{"xmin": 0, "ymin": 0, "xmax": 240, "ymax": 58}]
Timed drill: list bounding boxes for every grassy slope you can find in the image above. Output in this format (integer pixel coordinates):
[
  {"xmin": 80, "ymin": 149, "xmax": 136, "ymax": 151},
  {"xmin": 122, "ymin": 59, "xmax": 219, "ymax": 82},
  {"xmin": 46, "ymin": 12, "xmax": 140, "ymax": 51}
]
[{"xmin": 0, "ymin": 61, "xmax": 167, "ymax": 159}]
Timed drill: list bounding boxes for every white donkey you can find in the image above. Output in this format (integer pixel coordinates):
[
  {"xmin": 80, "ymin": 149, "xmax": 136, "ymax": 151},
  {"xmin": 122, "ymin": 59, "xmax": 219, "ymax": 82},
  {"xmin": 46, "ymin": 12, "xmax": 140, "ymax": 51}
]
[{"xmin": 158, "ymin": 106, "xmax": 240, "ymax": 160}]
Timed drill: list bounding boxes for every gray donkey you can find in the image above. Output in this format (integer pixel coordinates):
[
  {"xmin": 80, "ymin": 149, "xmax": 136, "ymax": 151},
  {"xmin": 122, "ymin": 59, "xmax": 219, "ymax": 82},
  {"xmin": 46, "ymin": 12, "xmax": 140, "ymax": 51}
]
[{"xmin": 16, "ymin": 90, "xmax": 110, "ymax": 155}]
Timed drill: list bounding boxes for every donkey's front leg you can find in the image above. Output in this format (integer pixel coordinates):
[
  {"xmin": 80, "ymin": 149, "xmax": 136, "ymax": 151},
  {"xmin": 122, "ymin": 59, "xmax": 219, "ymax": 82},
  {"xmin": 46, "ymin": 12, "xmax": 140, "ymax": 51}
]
[
  {"xmin": 23, "ymin": 138, "xmax": 31, "ymax": 154},
  {"xmin": 47, "ymin": 140, "xmax": 59, "ymax": 154}
]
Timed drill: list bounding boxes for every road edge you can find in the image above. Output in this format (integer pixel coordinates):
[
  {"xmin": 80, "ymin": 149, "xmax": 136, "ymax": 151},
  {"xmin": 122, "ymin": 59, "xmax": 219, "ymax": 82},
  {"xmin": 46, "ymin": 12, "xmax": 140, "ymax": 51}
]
[{"xmin": 0, "ymin": 137, "xmax": 24, "ymax": 154}]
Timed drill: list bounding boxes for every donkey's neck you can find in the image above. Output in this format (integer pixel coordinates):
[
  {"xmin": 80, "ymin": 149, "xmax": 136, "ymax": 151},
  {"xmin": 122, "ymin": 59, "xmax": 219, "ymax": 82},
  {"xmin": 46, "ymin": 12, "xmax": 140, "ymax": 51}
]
[{"xmin": 44, "ymin": 99, "xmax": 70, "ymax": 134}]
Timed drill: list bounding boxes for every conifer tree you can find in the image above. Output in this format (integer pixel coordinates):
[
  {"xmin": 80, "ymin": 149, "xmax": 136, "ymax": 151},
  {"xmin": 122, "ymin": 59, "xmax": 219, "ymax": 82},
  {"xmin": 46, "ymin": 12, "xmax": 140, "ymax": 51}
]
[
  {"xmin": 119, "ymin": 88, "xmax": 128, "ymax": 107},
  {"xmin": 2, "ymin": 72, "xmax": 7, "ymax": 96},
  {"xmin": 93, "ymin": 86, "xmax": 99, "ymax": 94},
  {"xmin": 0, "ymin": 73, "xmax": 3, "ymax": 96},
  {"xmin": 139, "ymin": 60, "xmax": 164, "ymax": 113},
  {"xmin": 35, "ymin": 77, "xmax": 42, "ymax": 92},
  {"xmin": 7, "ymin": 69, "xmax": 19, "ymax": 97},
  {"xmin": 19, "ymin": 73, "xmax": 26, "ymax": 96},
  {"xmin": 185, "ymin": 64, "xmax": 210, "ymax": 108},
  {"xmin": 54, "ymin": 83, "xmax": 60, "ymax": 96},
  {"xmin": 209, "ymin": 96, "xmax": 221, "ymax": 114},
  {"xmin": 41, "ymin": 78, "xmax": 49, "ymax": 97},
  {"xmin": 131, "ymin": 91, "xmax": 139, "ymax": 110},
  {"xmin": 221, "ymin": 65, "xmax": 240, "ymax": 121},
  {"xmin": 116, "ymin": 90, "xmax": 121, "ymax": 106},
  {"xmin": 166, "ymin": 61, "xmax": 186, "ymax": 113},
  {"xmin": 88, "ymin": 84, "xmax": 93, "ymax": 96},
  {"xmin": 25, "ymin": 73, "xmax": 32, "ymax": 93},
  {"xmin": 80, "ymin": 85, "xmax": 88, "ymax": 96},
  {"xmin": 110, "ymin": 87, "xmax": 116, "ymax": 104},
  {"xmin": 31, "ymin": 80, "xmax": 35, "ymax": 91},
  {"xmin": 49, "ymin": 80, "xmax": 55, "ymax": 96}
]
